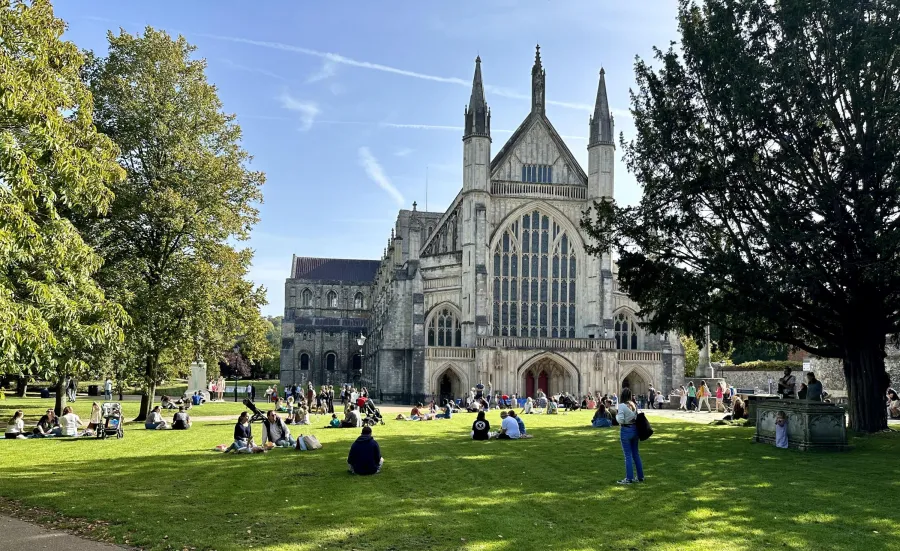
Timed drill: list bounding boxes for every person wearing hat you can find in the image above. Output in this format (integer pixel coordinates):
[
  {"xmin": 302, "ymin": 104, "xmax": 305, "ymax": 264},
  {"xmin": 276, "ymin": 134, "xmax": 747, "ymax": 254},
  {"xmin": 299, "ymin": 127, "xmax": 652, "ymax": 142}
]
[{"xmin": 347, "ymin": 426, "xmax": 383, "ymax": 475}]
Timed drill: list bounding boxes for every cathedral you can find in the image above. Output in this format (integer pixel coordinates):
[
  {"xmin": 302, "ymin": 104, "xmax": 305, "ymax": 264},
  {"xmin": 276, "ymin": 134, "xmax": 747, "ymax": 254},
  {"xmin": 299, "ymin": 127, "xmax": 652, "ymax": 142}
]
[{"xmin": 281, "ymin": 47, "xmax": 685, "ymax": 404}]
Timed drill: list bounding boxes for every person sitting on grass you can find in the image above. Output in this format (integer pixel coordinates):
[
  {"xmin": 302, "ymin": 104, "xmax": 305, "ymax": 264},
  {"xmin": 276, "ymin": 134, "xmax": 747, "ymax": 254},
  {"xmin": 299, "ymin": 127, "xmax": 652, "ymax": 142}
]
[
  {"xmin": 731, "ymin": 397, "xmax": 747, "ymax": 420},
  {"xmin": 145, "ymin": 406, "xmax": 169, "ymax": 430},
  {"xmin": 341, "ymin": 405, "xmax": 362, "ymax": 428},
  {"xmin": 60, "ymin": 406, "xmax": 84, "ymax": 437},
  {"xmin": 87, "ymin": 402, "xmax": 102, "ymax": 432},
  {"xmin": 262, "ymin": 410, "xmax": 294, "ymax": 447},
  {"xmin": 521, "ymin": 397, "xmax": 534, "ymax": 414},
  {"xmin": 496, "ymin": 410, "xmax": 520, "ymax": 440},
  {"xmin": 292, "ymin": 406, "xmax": 311, "ymax": 425},
  {"xmin": 887, "ymin": 388, "xmax": 900, "ymax": 419},
  {"xmin": 226, "ymin": 412, "xmax": 252, "ymax": 452},
  {"xmin": 592, "ymin": 403, "xmax": 613, "ymax": 428},
  {"xmin": 5, "ymin": 410, "xmax": 26, "ymax": 439},
  {"xmin": 471, "ymin": 411, "xmax": 491, "ymax": 440},
  {"xmin": 435, "ymin": 400, "xmax": 453, "ymax": 419},
  {"xmin": 326, "ymin": 413, "xmax": 341, "ymax": 428},
  {"xmin": 276, "ymin": 397, "xmax": 289, "ymax": 413},
  {"xmin": 160, "ymin": 395, "xmax": 177, "ymax": 410},
  {"xmin": 410, "ymin": 403, "xmax": 432, "ymax": 421},
  {"xmin": 509, "ymin": 410, "xmax": 530, "ymax": 438},
  {"xmin": 172, "ymin": 406, "xmax": 192, "ymax": 430},
  {"xmin": 32, "ymin": 409, "xmax": 61, "ymax": 438},
  {"xmin": 547, "ymin": 397, "xmax": 559, "ymax": 415},
  {"xmin": 347, "ymin": 426, "xmax": 383, "ymax": 475}
]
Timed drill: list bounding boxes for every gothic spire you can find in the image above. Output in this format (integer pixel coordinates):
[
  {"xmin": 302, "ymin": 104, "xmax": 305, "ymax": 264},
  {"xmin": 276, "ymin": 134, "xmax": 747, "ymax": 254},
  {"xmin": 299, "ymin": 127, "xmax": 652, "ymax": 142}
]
[
  {"xmin": 589, "ymin": 67, "xmax": 614, "ymax": 146},
  {"xmin": 531, "ymin": 44, "xmax": 545, "ymax": 114},
  {"xmin": 463, "ymin": 55, "xmax": 490, "ymax": 140}
]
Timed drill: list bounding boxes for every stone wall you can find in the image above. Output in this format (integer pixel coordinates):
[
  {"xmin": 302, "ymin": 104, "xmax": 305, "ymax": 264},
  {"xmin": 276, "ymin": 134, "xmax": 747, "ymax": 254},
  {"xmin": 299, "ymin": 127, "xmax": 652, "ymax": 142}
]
[{"xmin": 718, "ymin": 347, "xmax": 900, "ymax": 393}]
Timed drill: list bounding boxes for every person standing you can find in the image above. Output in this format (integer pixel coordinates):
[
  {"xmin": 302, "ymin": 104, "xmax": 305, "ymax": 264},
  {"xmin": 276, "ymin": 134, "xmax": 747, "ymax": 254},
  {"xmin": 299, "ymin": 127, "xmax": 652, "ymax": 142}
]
[
  {"xmin": 715, "ymin": 382, "xmax": 725, "ymax": 412},
  {"xmin": 246, "ymin": 382, "xmax": 253, "ymax": 400},
  {"xmin": 217, "ymin": 375, "xmax": 225, "ymax": 402},
  {"xmin": 804, "ymin": 372, "xmax": 824, "ymax": 402},
  {"xmin": 697, "ymin": 381, "xmax": 712, "ymax": 412},
  {"xmin": 777, "ymin": 367, "xmax": 797, "ymax": 399},
  {"xmin": 615, "ymin": 388, "xmax": 644, "ymax": 484},
  {"xmin": 648, "ymin": 386, "xmax": 657, "ymax": 409},
  {"xmin": 686, "ymin": 382, "xmax": 697, "ymax": 412},
  {"xmin": 678, "ymin": 386, "xmax": 688, "ymax": 411},
  {"xmin": 104, "ymin": 378, "xmax": 113, "ymax": 401}
]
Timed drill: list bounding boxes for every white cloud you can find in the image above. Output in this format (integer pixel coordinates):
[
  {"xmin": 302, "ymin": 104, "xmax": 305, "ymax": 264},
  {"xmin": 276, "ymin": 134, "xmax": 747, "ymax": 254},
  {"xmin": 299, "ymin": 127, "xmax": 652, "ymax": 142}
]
[
  {"xmin": 307, "ymin": 59, "xmax": 338, "ymax": 83},
  {"xmin": 394, "ymin": 147, "xmax": 414, "ymax": 157},
  {"xmin": 220, "ymin": 58, "xmax": 288, "ymax": 82},
  {"xmin": 358, "ymin": 147, "xmax": 405, "ymax": 206},
  {"xmin": 278, "ymin": 93, "xmax": 319, "ymax": 131}
]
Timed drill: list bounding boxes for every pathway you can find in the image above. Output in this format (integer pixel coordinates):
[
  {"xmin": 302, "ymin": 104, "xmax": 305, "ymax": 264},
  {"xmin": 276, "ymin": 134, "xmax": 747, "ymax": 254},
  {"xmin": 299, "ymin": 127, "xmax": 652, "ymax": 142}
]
[{"xmin": 0, "ymin": 516, "xmax": 127, "ymax": 551}]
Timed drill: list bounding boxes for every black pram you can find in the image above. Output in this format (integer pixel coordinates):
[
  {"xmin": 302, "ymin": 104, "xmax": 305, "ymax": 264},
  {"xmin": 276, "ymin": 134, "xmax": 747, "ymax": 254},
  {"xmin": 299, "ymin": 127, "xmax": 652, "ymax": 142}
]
[
  {"xmin": 361, "ymin": 399, "xmax": 384, "ymax": 426},
  {"xmin": 96, "ymin": 402, "xmax": 124, "ymax": 439},
  {"xmin": 242, "ymin": 399, "xmax": 267, "ymax": 423}
]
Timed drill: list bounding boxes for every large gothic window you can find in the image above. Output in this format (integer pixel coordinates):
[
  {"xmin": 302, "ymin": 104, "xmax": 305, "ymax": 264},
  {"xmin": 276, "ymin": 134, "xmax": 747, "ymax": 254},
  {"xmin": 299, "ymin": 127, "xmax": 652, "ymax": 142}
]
[
  {"xmin": 614, "ymin": 311, "xmax": 640, "ymax": 350},
  {"xmin": 301, "ymin": 289, "xmax": 312, "ymax": 307},
  {"xmin": 326, "ymin": 290, "xmax": 337, "ymax": 308},
  {"xmin": 354, "ymin": 292, "xmax": 365, "ymax": 309},
  {"xmin": 492, "ymin": 209, "xmax": 577, "ymax": 338},
  {"xmin": 325, "ymin": 352, "xmax": 336, "ymax": 371},
  {"xmin": 299, "ymin": 353, "xmax": 310, "ymax": 370},
  {"xmin": 427, "ymin": 307, "xmax": 462, "ymax": 346}
]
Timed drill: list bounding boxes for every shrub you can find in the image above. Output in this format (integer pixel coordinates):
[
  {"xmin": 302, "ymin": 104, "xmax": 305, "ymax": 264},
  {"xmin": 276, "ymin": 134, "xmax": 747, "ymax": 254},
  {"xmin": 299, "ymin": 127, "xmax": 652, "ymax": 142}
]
[{"xmin": 722, "ymin": 360, "xmax": 803, "ymax": 372}]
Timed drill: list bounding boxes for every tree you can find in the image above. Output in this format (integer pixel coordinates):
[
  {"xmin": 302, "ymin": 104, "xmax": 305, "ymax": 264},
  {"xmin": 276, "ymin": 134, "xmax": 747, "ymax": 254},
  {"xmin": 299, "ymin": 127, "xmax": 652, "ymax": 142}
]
[
  {"xmin": 81, "ymin": 27, "xmax": 267, "ymax": 420},
  {"xmin": 257, "ymin": 316, "xmax": 282, "ymax": 378},
  {"xmin": 680, "ymin": 335, "xmax": 733, "ymax": 377},
  {"xmin": 582, "ymin": 0, "xmax": 900, "ymax": 432},
  {"xmin": 0, "ymin": 0, "xmax": 127, "ymax": 414},
  {"xmin": 221, "ymin": 349, "xmax": 251, "ymax": 379}
]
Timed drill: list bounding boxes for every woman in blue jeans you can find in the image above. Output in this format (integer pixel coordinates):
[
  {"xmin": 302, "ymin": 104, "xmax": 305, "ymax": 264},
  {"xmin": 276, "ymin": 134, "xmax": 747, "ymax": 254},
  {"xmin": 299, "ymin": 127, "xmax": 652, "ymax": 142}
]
[{"xmin": 615, "ymin": 388, "xmax": 644, "ymax": 484}]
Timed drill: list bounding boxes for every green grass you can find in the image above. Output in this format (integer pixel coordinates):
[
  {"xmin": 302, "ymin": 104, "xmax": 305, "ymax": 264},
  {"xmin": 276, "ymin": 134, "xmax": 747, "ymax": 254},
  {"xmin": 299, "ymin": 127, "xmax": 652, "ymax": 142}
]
[{"xmin": 0, "ymin": 411, "xmax": 898, "ymax": 551}]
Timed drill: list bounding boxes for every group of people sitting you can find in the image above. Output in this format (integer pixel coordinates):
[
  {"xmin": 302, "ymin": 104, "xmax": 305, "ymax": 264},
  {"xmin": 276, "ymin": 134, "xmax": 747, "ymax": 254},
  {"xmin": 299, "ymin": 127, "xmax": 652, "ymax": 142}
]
[
  {"xmin": 5, "ymin": 403, "xmax": 107, "ymax": 439},
  {"xmin": 469, "ymin": 409, "xmax": 532, "ymax": 440},
  {"xmin": 144, "ymin": 405, "xmax": 192, "ymax": 430},
  {"xmin": 222, "ymin": 410, "xmax": 322, "ymax": 453},
  {"xmin": 395, "ymin": 401, "xmax": 454, "ymax": 421}
]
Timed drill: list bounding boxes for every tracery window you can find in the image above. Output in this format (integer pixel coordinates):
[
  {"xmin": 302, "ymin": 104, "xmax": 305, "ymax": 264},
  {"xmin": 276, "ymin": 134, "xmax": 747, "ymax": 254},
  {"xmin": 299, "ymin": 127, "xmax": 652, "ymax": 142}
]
[
  {"xmin": 354, "ymin": 292, "xmax": 365, "ymax": 309},
  {"xmin": 427, "ymin": 307, "xmax": 462, "ymax": 346},
  {"xmin": 326, "ymin": 290, "xmax": 337, "ymax": 308},
  {"xmin": 522, "ymin": 164, "xmax": 553, "ymax": 183},
  {"xmin": 301, "ymin": 288, "xmax": 312, "ymax": 307},
  {"xmin": 614, "ymin": 311, "xmax": 640, "ymax": 350},
  {"xmin": 492, "ymin": 209, "xmax": 577, "ymax": 338}
]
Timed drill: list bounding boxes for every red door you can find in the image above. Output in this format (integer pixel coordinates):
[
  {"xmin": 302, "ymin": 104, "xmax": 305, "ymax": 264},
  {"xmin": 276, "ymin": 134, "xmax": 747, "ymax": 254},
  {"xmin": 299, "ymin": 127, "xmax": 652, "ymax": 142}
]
[
  {"xmin": 538, "ymin": 371, "xmax": 549, "ymax": 396},
  {"xmin": 526, "ymin": 373, "xmax": 535, "ymax": 398}
]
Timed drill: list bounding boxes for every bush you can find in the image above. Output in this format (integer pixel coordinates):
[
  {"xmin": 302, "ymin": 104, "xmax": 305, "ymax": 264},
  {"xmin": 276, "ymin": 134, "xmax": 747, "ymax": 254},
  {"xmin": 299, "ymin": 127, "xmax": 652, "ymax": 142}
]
[{"xmin": 722, "ymin": 360, "xmax": 803, "ymax": 372}]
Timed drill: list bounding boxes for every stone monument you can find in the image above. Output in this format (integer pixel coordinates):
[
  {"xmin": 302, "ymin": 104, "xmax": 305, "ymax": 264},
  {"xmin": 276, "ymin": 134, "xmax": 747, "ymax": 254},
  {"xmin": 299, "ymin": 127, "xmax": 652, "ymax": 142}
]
[
  {"xmin": 187, "ymin": 360, "xmax": 208, "ymax": 396},
  {"xmin": 753, "ymin": 399, "xmax": 848, "ymax": 451}
]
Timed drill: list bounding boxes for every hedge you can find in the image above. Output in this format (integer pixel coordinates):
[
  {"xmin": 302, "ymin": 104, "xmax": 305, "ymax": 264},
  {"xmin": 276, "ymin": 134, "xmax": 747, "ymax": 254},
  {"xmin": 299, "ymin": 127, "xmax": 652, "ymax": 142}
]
[{"xmin": 719, "ymin": 360, "xmax": 803, "ymax": 372}]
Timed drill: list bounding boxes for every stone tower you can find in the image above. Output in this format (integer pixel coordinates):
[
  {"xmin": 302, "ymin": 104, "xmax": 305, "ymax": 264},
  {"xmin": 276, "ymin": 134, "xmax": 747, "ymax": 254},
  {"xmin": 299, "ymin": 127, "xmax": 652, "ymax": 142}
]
[{"xmin": 461, "ymin": 56, "xmax": 492, "ymax": 344}]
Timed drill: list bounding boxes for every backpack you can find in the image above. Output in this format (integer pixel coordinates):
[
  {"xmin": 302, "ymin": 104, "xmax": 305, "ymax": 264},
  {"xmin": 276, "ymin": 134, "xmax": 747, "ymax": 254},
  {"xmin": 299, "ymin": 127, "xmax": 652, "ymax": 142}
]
[
  {"xmin": 302, "ymin": 435, "xmax": 322, "ymax": 450},
  {"xmin": 636, "ymin": 412, "xmax": 654, "ymax": 441}
]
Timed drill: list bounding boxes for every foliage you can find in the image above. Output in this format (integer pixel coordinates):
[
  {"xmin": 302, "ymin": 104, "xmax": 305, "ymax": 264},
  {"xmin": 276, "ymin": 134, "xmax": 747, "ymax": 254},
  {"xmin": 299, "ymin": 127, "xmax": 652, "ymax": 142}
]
[
  {"xmin": 256, "ymin": 315, "xmax": 282, "ymax": 377},
  {"xmin": 221, "ymin": 349, "xmax": 250, "ymax": 378},
  {"xmin": 681, "ymin": 335, "xmax": 733, "ymax": 377},
  {"xmin": 731, "ymin": 341, "xmax": 788, "ymax": 365},
  {"xmin": 725, "ymin": 360, "xmax": 804, "ymax": 372},
  {"xmin": 0, "ymin": 0, "xmax": 127, "ymax": 413},
  {"xmin": 582, "ymin": 0, "xmax": 900, "ymax": 432},
  {"xmin": 80, "ymin": 27, "xmax": 267, "ymax": 419},
  {"xmin": 0, "ymin": 411, "xmax": 897, "ymax": 550}
]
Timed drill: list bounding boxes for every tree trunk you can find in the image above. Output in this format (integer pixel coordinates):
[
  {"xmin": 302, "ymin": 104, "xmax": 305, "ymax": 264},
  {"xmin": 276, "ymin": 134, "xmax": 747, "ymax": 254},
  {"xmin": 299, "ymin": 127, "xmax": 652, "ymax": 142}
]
[
  {"xmin": 135, "ymin": 382, "xmax": 156, "ymax": 422},
  {"xmin": 843, "ymin": 339, "xmax": 889, "ymax": 433},
  {"xmin": 54, "ymin": 378, "xmax": 65, "ymax": 417},
  {"xmin": 16, "ymin": 375, "xmax": 27, "ymax": 397}
]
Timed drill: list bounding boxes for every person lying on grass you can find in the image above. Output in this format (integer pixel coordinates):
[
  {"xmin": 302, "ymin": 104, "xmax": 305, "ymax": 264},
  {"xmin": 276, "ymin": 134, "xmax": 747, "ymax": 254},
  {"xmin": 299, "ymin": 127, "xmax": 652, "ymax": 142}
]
[
  {"xmin": 173, "ymin": 406, "xmax": 192, "ymax": 430},
  {"xmin": 32, "ymin": 409, "xmax": 61, "ymax": 438},
  {"xmin": 145, "ymin": 406, "xmax": 169, "ymax": 430},
  {"xmin": 347, "ymin": 426, "xmax": 383, "ymax": 475},
  {"xmin": 263, "ymin": 411, "xmax": 294, "ymax": 447}
]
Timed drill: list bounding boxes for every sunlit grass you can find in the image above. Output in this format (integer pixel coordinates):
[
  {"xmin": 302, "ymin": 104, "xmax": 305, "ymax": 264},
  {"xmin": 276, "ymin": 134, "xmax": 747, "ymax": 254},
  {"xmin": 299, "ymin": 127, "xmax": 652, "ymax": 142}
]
[{"xmin": 0, "ymin": 408, "xmax": 897, "ymax": 550}]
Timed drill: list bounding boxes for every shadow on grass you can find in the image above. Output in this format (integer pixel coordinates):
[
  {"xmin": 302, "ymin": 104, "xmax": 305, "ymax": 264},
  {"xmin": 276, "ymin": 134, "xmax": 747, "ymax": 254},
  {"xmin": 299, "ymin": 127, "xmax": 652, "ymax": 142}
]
[{"xmin": 0, "ymin": 413, "xmax": 898, "ymax": 551}]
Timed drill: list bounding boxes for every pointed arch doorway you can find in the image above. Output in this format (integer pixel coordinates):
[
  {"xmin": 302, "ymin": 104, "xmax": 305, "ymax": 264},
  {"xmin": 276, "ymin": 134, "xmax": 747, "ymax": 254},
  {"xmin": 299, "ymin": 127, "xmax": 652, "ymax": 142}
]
[
  {"xmin": 432, "ymin": 364, "xmax": 466, "ymax": 406},
  {"xmin": 519, "ymin": 354, "xmax": 578, "ymax": 398},
  {"xmin": 622, "ymin": 369, "xmax": 650, "ymax": 400}
]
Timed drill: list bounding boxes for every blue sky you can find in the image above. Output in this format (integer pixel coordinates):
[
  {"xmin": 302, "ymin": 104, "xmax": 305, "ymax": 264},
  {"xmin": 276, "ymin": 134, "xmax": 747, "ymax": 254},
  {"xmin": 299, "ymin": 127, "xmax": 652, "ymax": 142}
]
[{"xmin": 56, "ymin": 0, "xmax": 681, "ymax": 316}]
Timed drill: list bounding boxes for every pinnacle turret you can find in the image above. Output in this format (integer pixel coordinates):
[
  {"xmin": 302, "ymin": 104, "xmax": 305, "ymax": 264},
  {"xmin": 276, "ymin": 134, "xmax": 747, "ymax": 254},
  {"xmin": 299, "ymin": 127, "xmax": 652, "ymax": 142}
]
[
  {"xmin": 463, "ymin": 56, "xmax": 490, "ymax": 140},
  {"xmin": 531, "ymin": 44, "xmax": 545, "ymax": 114},
  {"xmin": 589, "ymin": 68, "xmax": 614, "ymax": 146}
]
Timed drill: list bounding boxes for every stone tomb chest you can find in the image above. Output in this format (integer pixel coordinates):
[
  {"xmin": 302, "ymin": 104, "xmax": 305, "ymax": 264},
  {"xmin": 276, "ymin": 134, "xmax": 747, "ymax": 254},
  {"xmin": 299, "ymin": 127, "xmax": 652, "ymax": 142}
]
[{"xmin": 753, "ymin": 399, "xmax": 848, "ymax": 451}]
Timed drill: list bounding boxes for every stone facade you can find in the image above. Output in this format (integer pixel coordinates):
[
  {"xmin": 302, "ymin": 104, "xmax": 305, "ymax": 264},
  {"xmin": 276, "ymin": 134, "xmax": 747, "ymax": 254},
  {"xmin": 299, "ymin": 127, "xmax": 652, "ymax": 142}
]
[{"xmin": 282, "ymin": 47, "xmax": 684, "ymax": 403}]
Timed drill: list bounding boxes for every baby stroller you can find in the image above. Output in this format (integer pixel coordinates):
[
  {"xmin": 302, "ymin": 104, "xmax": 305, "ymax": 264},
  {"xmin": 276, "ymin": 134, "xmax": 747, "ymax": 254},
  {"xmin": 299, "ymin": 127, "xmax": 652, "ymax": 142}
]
[
  {"xmin": 362, "ymin": 400, "xmax": 385, "ymax": 426},
  {"xmin": 96, "ymin": 402, "xmax": 124, "ymax": 439},
  {"xmin": 242, "ymin": 399, "xmax": 267, "ymax": 423}
]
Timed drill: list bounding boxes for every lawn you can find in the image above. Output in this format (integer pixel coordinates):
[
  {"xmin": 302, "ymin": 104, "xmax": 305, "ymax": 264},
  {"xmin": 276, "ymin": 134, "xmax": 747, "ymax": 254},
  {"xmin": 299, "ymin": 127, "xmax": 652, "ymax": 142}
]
[{"xmin": 0, "ymin": 410, "xmax": 897, "ymax": 551}]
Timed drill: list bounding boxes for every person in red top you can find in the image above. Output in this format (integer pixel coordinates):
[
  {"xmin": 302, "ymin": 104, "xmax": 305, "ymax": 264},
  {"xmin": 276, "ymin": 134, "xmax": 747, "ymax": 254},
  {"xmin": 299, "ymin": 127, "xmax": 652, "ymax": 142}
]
[
  {"xmin": 356, "ymin": 395, "xmax": 367, "ymax": 409},
  {"xmin": 501, "ymin": 394, "xmax": 509, "ymax": 407}
]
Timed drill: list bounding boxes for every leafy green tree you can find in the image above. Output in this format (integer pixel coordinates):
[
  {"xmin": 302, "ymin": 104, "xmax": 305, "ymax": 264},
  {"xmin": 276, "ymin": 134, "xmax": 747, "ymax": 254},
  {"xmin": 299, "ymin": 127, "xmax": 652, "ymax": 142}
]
[
  {"xmin": 82, "ymin": 27, "xmax": 267, "ymax": 420},
  {"xmin": 680, "ymin": 335, "xmax": 733, "ymax": 377},
  {"xmin": 0, "ymin": 0, "xmax": 127, "ymax": 414},
  {"xmin": 583, "ymin": 0, "xmax": 900, "ymax": 432},
  {"xmin": 257, "ymin": 315, "xmax": 282, "ymax": 378}
]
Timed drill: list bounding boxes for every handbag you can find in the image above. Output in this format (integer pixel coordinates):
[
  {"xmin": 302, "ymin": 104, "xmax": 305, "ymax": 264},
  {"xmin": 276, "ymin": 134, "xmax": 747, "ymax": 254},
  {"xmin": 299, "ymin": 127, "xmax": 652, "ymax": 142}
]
[{"xmin": 636, "ymin": 411, "xmax": 653, "ymax": 441}]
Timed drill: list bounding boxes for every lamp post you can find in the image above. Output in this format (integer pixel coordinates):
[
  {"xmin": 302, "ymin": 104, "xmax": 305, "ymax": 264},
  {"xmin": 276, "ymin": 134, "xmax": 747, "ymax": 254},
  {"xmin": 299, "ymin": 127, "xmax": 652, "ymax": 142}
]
[{"xmin": 355, "ymin": 333, "xmax": 367, "ymax": 385}]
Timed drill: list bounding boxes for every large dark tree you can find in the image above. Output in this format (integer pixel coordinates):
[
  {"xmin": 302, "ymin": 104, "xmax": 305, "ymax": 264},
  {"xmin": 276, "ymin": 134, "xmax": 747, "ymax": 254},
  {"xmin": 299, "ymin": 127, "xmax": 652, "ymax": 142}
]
[{"xmin": 582, "ymin": 0, "xmax": 900, "ymax": 432}]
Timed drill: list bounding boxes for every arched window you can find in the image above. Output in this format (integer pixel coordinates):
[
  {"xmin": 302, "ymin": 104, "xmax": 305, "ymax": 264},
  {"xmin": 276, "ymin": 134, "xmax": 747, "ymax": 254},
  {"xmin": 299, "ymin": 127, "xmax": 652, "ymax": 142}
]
[
  {"xmin": 354, "ymin": 292, "xmax": 365, "ymax": 309},
  {"xmin": 427, "ymin": 307, "xmax": 461, "ymax": 346},
  {"xmin": 326, "ymin": 290, "xmax": 337, "ymax": 308},
  {"xmin": 325, "ymin": 352, "xmax": 336, "ymax": 371},
  {"xmin": 301, "ymin": 288, "xmax": 312, "ymax": 307},
  {"xmin": 492, "ymin": 209, "xmax": 577, "ymax": 338},
  {"xmin": 299, "ymin": 353, "xmax": 310, "ymax": 370},
  {"xmin": 614, "ymin": 311, "xmax": 640, "ymax": 350}
]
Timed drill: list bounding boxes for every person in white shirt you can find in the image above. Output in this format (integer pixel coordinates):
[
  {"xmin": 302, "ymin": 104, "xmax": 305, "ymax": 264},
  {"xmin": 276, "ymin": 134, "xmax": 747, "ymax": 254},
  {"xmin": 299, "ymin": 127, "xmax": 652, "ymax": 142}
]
[
  {"xmin": 655, "ymin": 391, "xmax": 666, "ymax": 409},
  {"xmin": 497, "ymin": 410, "xmax": 520, "ymax": 439},
  {"xmin": 521, "ymin": 397, "xmax": 534, "ymax": 414},
  {"xmin": 144, "ymin": 406, "xmax": 168, "ymax": 430},
  {"xmin": 5, "ymin": 410, "xmax": 26, "ymax": 439},
  {"xmin": 60, "ymin": 407, "xmax": 83, "ymax": 437},
  {"xmin": 104, "ymin": 378, "xmax": 113, "ymax": 400},
  {"xmin": 615, "ymin": 388, "xmax": 644, "ymax": 484}
]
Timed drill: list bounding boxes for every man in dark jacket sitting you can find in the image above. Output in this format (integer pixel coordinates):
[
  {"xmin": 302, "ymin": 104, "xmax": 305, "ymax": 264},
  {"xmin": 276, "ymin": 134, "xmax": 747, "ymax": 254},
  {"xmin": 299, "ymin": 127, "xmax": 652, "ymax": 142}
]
[{"xmin": 347, "ymin": 426, "xmax": 383, "ymax": 475}]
